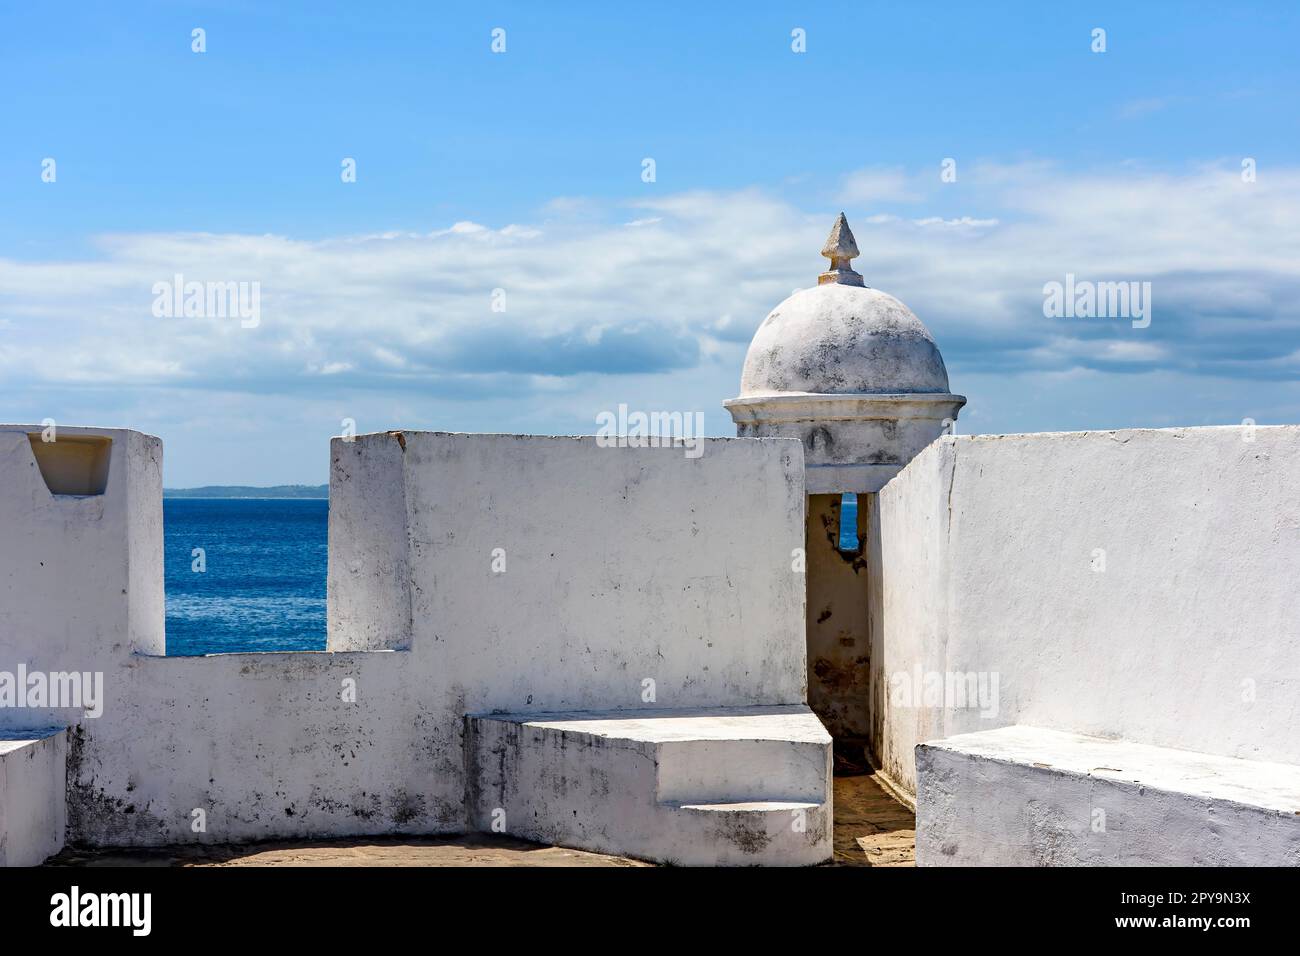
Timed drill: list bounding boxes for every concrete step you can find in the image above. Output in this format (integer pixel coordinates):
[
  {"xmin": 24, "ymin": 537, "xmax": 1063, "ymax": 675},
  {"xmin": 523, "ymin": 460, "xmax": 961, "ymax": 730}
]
[
  {"xmin": 0, "ymin": 729, "xmax": 67, "ymax": 866},
  {"xmin": 467, "ymin": 705, "xmax": 832, "ymax": 865},
  {"xmin": 916, "ymin": 725, "xmax": 1300, "ymax": 866},
  {"xmin": 675, "ymin": 800, "xmax": 819, "ymax": 811}
]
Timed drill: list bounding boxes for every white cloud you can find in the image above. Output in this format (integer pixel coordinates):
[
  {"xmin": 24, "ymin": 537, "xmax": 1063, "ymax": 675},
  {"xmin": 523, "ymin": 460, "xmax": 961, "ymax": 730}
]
[
  {"xmin": 839, "ymin": 167, "xmax": 922, "ymax": 204},
  {"xmin": 911, "ymin": 216, "xmax": 1000, "ymax": 229},
  {"xmin": 1119, "ymin": 96, "xmax": 1176, "ymax": 119}
]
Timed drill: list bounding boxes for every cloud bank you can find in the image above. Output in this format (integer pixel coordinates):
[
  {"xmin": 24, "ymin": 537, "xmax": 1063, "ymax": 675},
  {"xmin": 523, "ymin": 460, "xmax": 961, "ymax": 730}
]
[{"xmin": 3, "ymin": 161, "xmax": 1299, "ymax": 481}]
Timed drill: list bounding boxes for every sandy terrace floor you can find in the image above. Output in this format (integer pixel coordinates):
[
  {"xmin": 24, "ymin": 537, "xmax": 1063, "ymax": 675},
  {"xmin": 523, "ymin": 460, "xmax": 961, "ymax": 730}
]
[
  {"xmin": 47, "ymin": 771, "xmax": 914, "ymax": 867},
  {"xmin": 832, "ymin": 772, "xmax": 916, "ymax": 867}
]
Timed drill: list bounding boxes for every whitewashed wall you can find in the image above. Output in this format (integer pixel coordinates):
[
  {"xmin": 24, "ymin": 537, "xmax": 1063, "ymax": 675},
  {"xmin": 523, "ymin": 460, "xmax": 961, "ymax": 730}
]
[
  {"xmin": 0, "ymin": 425, "xmax": 164, "ymax": 736},
  {"xmin": 395, "ymin": 433, "xmax": 806, "ymax": 712},
  {"xmin": 1, "ymin": 427, "xmax": 807, "ymax": 846},
  {"xmin": 869, "ymin": 426, "xmax": 1300, "ymax": 795}
]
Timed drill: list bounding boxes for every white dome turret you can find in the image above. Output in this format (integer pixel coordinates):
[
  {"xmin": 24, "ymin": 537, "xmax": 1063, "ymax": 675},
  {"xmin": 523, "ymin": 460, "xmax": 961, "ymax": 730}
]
[
  {"xmin": 739, "ymin": 283, "xmax": 952, "ymax": 397},
  {"xmin": 724, "ymin": 214, "xmax": 966, "ymax": 493}
]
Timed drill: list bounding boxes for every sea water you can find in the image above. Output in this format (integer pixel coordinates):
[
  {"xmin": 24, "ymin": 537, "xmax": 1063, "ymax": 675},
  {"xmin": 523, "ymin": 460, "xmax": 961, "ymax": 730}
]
[{"xmin": 164, "ymin": 498, "xmax": 327, "ymax": 655}]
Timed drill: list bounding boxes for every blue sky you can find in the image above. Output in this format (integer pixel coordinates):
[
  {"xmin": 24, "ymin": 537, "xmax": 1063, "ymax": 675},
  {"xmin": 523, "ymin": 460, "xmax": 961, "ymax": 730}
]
[{"xmin": 2, "ymin": 2, "xmax": 1299, "ymax": 485}]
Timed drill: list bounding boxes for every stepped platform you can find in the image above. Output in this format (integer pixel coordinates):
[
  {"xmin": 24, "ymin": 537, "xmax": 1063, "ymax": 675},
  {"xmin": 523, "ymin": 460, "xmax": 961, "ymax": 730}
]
[
  {"xmin": 467, "ymin": 705, "xmax": 833, "ymax": 866},
  {"xmin": 916, "ymin": 725, "xmax": 1300, "ymax": 866},
  {"xmin": 0, "ymin": 729, "xmax": 67, "ymax": 867}
]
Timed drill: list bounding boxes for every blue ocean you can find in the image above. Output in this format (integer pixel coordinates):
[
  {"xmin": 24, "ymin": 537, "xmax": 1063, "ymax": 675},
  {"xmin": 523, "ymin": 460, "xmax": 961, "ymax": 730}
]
[{"xmin": 164, "ymin": 499, "xmax": 327, "ymax": 655}]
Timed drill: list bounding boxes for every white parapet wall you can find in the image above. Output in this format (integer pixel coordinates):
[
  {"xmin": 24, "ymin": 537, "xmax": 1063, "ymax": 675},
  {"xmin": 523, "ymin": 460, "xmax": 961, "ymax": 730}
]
[
  {"xmin": 1, "ymin": 427, "xmax": 813, "ymax": 860},
  {"xmin": 869, "ymin": 426, "xmax": 1300, "ymax": 798},
  {"xmin": 389, "ymin": 432, "xmax": 807, "ymax": 710},
  {"xmin": 0, "ymin": 425, "xmax": 164, "ymax": 736}
]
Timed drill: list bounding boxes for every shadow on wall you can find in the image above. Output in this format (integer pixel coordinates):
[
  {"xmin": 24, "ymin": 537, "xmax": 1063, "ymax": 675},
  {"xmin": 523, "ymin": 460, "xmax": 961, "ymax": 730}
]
[{"xmin": 28, "ymin": 434, "xmax": 112, "ymax": 496}]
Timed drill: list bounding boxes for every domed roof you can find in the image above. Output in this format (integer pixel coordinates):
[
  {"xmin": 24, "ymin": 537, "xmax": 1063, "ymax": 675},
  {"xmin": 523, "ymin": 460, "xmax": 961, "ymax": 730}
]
[{"xmin": 738, "ymin": 215, "xmax": 952, "ymax": 397}]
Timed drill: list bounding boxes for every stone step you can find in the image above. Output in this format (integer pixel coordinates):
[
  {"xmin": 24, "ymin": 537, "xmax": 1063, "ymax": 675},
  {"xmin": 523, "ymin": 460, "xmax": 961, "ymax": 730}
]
[
  {"xmin": 675, "ymin": 800, "xmax": 819, "ymax": 811},
  {"xmin": 467, "ymin": 705, "xmax": 832, "ymax": 866}
]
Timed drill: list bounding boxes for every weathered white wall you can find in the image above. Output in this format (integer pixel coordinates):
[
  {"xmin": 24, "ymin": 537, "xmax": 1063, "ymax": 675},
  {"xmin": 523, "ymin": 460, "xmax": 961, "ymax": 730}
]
[
  {"xmin": 0, "ymin": 426, "xmax": 163, "ymax": 736},
  {"xmin": 1, "ymin": 428, "xmax": 809, "ymax": 849},
  {"xmin": 870, "ymin": 426, "xmax": 1300, "ymax": 796},
  {"xmin": 328, "ymin": 433, "xmax": 410, "ymax": 651},
  {"xmin": 395, "ymin": 433, "xmax": 806, "ymax": 713},
  {"xmin": 866, "ymin": 437, "xmax": 953, "ymax": 793}
]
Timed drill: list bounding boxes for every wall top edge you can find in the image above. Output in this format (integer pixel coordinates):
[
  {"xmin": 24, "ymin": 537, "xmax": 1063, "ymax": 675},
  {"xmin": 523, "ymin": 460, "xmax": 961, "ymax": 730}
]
[
  {"xmin": 947, "ymin": 423, "xmax": 1300, "ymax": 443},
  {"xmin": 331, "ymin": 431, "xmax": 804, "ymax": 445},
  {"xmin": 0, "ymin": 424, "xmax": 160, "ymax": 441}
]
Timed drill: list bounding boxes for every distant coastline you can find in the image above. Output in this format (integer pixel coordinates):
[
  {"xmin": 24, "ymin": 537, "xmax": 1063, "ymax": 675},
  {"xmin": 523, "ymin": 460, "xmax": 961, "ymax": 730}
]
[{"xmin": 163, "ymin": 484, "xmax": 328, "ymax": 499}]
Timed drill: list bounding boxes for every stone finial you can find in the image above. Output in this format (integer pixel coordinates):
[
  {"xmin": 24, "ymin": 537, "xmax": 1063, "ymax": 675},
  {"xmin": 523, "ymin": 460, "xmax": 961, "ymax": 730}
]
[{"xmin": 818, "ymin": 213, "xmax": 865, "ymax": 287}]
